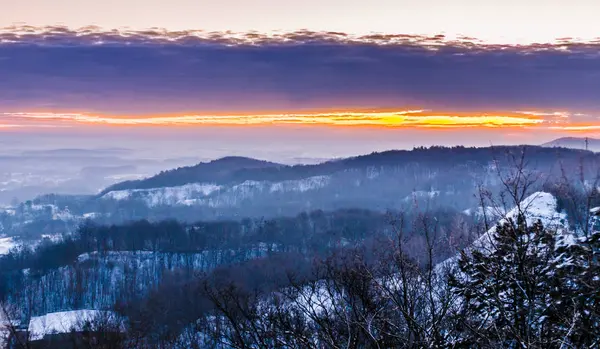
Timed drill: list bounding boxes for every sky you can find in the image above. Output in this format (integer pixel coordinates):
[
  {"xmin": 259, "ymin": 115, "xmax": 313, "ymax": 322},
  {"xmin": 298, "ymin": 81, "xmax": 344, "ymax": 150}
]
[
  {"xmin": 2, "ymin": 0, "xmax": 600, "ymax": 159},
  {"xmin": 3, "ymin": 0, "xmax": 600, "ymax": 44}
]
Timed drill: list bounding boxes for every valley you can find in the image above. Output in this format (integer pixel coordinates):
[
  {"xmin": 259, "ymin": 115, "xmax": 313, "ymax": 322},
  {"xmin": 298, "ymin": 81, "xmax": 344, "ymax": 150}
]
[{"xmin": 1, "ymin": 144, "xmax": 599, "ymax": 347}]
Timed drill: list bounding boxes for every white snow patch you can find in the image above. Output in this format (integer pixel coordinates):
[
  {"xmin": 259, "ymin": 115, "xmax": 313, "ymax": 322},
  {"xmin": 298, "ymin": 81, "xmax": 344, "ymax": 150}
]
[
  {"xmin": 0, "ymin": 317, "xmax": 19, "ymax": 348},
  {"xmin": 28, "ymin": 310, "xmax": 121, "ymax": 341},
  {"xmin": 269, "ymin": 176, "xmax": 330, "ymax": 193},
  {"xmin": 52, "ymin": 207, "xmax": 74, "ymax": 221},
  {"xmin": 41, "ymin": 234, "xmax": 63, "ymax": 243},
  {"xmin": 0, "ymin": 237, "xmax": 15, "ymax": 255},
  {"xmin": 462, "ymin": 206, "xmax": 504, "ymax": 219},
  {"xmin": 101, "ymin": 176, "xmax": 330, "ymax": 208},
  {"xmin": 437, "ymin": 192, "xmax": 570, "ymax": 271},
  {"xmin": 16, "ymin": 204, "xmax": 76, "ymax": 221},
  {"xmin": 1, "ymin": 208, "xmax": 16, "ymax": 216},
  {"xmin": 404, "ymin": 190, "xmax": 440, "ymax": 202},
  {"xmin": 103, "ymin": 183, "xmax": 222, "ymax": 206}
]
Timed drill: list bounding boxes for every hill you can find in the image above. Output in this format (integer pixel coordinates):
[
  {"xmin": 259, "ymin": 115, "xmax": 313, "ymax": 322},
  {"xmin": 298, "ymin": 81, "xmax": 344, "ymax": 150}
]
[
  {"xmin": 2, "ymin": 145, "xmax": 599, "ymax": 238},
  {"xmin": 436, "ymin": 191, "xmax": 571, "ymax": 271},
  {"xmin": 100, "ymin": 156, "xmax": 283, "ymax": 194},
  {"xmin": 542, "ymin": 137, "xmax": 600, "ymax": 152},
  {"xmin": 102, "ymin": 145, "xmax": 594, "ymax": 193}
]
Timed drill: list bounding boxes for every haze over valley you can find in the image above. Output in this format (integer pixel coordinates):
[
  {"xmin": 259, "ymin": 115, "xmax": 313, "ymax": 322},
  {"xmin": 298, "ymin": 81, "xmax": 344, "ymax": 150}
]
[{"xmin": 2, "ymin": 1, "xmax": 600, "ymax": 347}]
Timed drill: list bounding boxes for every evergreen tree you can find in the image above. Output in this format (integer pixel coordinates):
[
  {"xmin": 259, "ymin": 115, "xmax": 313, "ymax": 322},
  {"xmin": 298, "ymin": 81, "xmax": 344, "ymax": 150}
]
[
  {"xmin": 552, "ymin": 230, "xmax": 600, "ymax": 346},
  {"xmin": 450, "ymin": 215, "xmax": 568, "ymax": 348}
]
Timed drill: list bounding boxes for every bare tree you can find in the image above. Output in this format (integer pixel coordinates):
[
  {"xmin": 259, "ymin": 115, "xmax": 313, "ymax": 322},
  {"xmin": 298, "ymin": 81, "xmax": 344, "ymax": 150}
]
[{"xmin": 0, "ymin": 301, "xmax": 30, "ymax": 349}]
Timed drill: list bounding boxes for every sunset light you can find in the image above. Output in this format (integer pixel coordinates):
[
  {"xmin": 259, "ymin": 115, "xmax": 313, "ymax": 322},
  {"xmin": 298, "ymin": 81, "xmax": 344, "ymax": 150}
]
[
  {"xmin": 0, "ymin": 110, "xmax": 566, "ymax": 129},
  {"xmin": 3, "ymin": 1, "xmax": 600, "ymax": 346}
]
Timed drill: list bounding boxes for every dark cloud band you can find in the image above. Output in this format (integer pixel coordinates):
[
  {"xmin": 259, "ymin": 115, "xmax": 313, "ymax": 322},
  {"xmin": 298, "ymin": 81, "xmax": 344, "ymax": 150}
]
[{"xmin": 1, "ymin": 26, "xmax": 600, "ymax": 114}]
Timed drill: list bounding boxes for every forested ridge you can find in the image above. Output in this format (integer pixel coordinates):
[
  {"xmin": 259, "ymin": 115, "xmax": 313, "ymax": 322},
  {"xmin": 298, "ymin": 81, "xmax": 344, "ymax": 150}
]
[
  {"xmin": 4, "ymin": 145, "xmax": 600, "ymax": 240},
  {"xmin": 3, "ymin": 199, "xmax": 598, "ymax": 348},
  {"xmin": 102, "ymin": 146, "xmax": 597, "ymax": 193},
  {"xmin": 1, "ymin": 147, "xmax": 600, "ymax": 348}
]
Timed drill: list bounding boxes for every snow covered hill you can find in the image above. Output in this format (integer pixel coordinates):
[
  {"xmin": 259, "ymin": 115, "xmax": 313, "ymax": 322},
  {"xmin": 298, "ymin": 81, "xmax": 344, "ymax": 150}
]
[
  {"xmin": 437, "ymin": 191, "xmax": 570, "ymax": 271},
  {"xmin": 101, "ymin": 175, "xmax": 332, "ymax": 207},
  {"xmin": 2, "ymin": 146, "xmax": 597, "ymax": 239},
  {"xmin": 103, "ymin": 183, "xmax": 223, "ymax": 206},
  {"xmin": 542, "ymin": 136, "xmax": 600, "ymax": 152}
]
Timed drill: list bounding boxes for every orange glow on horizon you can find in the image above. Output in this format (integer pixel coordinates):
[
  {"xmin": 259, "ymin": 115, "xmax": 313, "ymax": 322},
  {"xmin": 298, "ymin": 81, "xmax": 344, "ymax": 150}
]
[
  {"xmin": 0, "ymin": 109, "xmax": 553, "ymax": 129},
  {"xmin": 1, "ymin": 108, "xmax": 598, "ymax": 135}
]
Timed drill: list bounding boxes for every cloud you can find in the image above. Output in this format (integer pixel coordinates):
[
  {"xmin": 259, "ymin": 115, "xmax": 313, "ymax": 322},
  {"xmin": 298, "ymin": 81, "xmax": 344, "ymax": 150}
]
[{"xmin": 0, "ymin": 25, "xmax": 600, "ymax": 115}]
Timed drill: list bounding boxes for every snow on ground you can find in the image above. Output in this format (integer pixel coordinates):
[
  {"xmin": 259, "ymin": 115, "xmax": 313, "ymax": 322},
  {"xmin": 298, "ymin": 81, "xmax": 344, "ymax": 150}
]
[
  {"xmin": 0, "ymin": 324, "xmax": 8, "ymax": 348},
  {"xmin": 22, "ymin": 204, "xmax": 75, "ymax": 221},
  {"xmin": 1, "ymin": 208, "xmax": 16, "ymax": 216},
  {"xmin": 82, "ymin": 212, "xmax": 100, "ymax": 219},
  {"xmin": 103, "ymin": 183, "xmax": 222, "ymax": 206},
  {"xmin": 473, "ymin": 191, "xmax": 569, "ymax": 247},
  {"xmin": 0, "ymin": 237, "xmax": 15, "ymax": 255},
  {"xmin": 0, "ymin": 312, "xmax": 19, "ymax": 348},
  {"xmin": 102, "ymin": 176, "xmax": 332, "ymax": 207},
  {"xmin": 40, "ymin": 234, "xmax": 63, "ymax": 243},
  {"xmin": 269, "ymin": 176, "xmax": 330, "ymax": 193},
  {"xmin": 437, "ymin": 192, "xmax": 570, "ymax": 272},
  {"xmin": 28, "ymin": 310, "xmax": 121, "ymax": 341},
  {"xmin": 462, "ymin": 206, "xmax": 504, "ymax": 220},
  {"xmin": 404, "ymin": 190, "xmax": 440, "ymax": 201},
  {"xmin": 52, "ymin": 207, "xmax": 74, "ymax": 221}
]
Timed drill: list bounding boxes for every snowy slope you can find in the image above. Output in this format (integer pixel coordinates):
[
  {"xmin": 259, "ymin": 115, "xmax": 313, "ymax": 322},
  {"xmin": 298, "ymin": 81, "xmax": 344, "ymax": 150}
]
[
  {"xmin": 101, "ymin": 175, "xmax": 331, "ymax": 208},
  {"xmin": 0, "ymin": 203, "xmax": 76, "ymax": 222},
  {"xmin": 28, "ymin": 310, "xmax": 121, "ymax": 340},
  {"xmin": 437, "ymin": 191, "xmax": 570, "ymax": 271},
  {"xmin": 206, "ymin": 193, "xmax": 570, "ymax": 319},
  {"xmin": 103, "ymin": 183, "xmax": 222, "ymax": 206},
  {"xmin": 472, "ymin": 192, "xmax": 568, "ymax": 249}
]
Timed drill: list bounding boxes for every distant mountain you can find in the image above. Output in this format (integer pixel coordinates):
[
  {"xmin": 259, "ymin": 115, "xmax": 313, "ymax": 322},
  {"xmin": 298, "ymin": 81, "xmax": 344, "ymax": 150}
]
[
  {"xmin": 2, "ymin": 145, "xmax": 600, "ymax": 238},
  {"xmin": 100, "ymin": 156, "xmax": 283, "ymax": 194},
  {"xmin": 103, "ymin": 145, "xmax": 595, "ymax": 194},
  {"xmin": 542, "ymin": 137, "xmax": 600, "ymax": 152},
  {"xmin": 90, "ymin": 146, "xmax": 600, "ymax": 220}
]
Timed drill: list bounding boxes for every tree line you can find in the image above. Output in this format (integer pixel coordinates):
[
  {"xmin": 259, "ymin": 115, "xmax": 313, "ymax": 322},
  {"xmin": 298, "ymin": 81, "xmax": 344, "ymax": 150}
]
[{"xmin": 3, "ymin": 151, "xmax": 600, "ymax": 348}]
